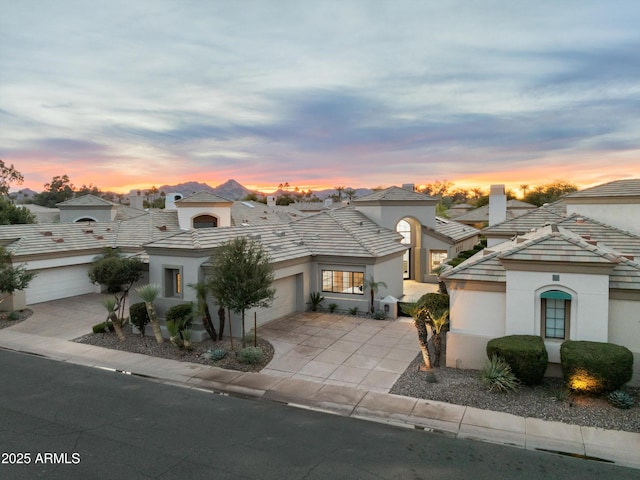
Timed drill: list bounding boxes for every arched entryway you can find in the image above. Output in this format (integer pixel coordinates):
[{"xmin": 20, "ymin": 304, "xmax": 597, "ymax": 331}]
[{"xmin": 396, "ymin": 217, "xmax": 423, "ymax": 280}]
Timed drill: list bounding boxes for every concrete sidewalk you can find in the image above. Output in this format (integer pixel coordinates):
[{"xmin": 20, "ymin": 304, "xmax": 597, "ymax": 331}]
[{"xmin": 1, "ymin": 328, "xmax": 638, "ymax": 470}]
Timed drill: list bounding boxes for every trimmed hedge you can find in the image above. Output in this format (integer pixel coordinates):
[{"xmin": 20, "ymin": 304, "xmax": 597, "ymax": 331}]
[
  {"xmin": 560, "ymin": 340, "xmax": 633, "ymax": 394},
  {"xmin": 92, "ymin": 321, "xmax": 114, "ymax": 334},
  {"xmin": 486, "ymin": 335, "xmax": 548, "ymax": 385},
  {"xmin": 129, "ymin": 302, "xmax": 150, "ymax": 332}
]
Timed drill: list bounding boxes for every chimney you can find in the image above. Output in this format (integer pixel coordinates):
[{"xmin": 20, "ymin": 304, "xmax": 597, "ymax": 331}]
[
  {"xmin": 129, "ymin": 191, "xmax": 144, "ymax": 211},
  {"xmin": 489, "ymin": 184, "xmax": 506, "ymax": 226},
  {"xmin": 402, "ymin": 184, "xmax": 415, "ymax": 191}
]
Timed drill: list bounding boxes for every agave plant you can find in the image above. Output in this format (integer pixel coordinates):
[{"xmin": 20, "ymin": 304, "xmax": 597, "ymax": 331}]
[
  {"xmin": 135, "ymin": 284, "xmax": 164, "ymax": 344},
  {"xmin": 480, "ymin": 355, "xmax": 519, "ymax": 393},
  {"xmin": 607, "ymin": 390, "xmax": 634, "ymax": 409}
]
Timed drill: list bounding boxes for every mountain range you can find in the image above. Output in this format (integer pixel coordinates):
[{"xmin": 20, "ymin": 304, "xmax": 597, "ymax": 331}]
[{"xmin": 150, "ymin": 179, "xmax": 373, "ymax": 201}]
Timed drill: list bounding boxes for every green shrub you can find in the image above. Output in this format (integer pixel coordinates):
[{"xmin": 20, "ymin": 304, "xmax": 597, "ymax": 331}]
[
  {"xmin": 7, "ymin": 311, "xmax": 19, "ymax": 321},
  {"xmin": 349, "ymin": 307, "xmax": 358, "ymax": 316},
  {"xmin": 416, "ymin": 292, "xmax": 450, "ymax": 314},
  {"xmin": 372, "ymin": 310, "xmax": 386, "ymax": 320},
  {"xmin": 92, "ymin": 321, "xmax": 114, "ymax": 334},
  {"xmin": 480, "ymin": 355, "xmax": 519, "ymax": 392},
  {"xmin": 165, "ymin": 303, "xmax": 193, "ymax": 331},
  {"xmin": 328, "ymin": 303, "xmax": 338, "ymax": 313},
  {"xmin": 239, "ymin": 347, "xmax": 264, "ymax": 364},
  {"xmin": 560, "ymin": 340, "xmax": 633, "ymax": 394},
  {"xmin": 307, "ymin": 292, "xmax": 325, "ymax": 311},
  {"xmin": 486, "ymin": 335, "xmax": 548, "ymax": 385},
  {"xmin": 129, "ymin": 302, "xmax": 150, "ymax": 332}
]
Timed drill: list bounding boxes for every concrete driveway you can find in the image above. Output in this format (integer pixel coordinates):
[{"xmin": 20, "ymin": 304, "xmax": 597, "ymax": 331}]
[
  {"xmin": 9, "ymin": 293, "xmax": 421, "ymax": 394},
  {"xmin": 261, "ymin": 313, "xmax": 419, "ymax": 393}
]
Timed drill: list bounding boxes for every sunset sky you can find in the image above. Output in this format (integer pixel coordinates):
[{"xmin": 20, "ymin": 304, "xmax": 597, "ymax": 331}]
[{"xmin": 1, "ymin": 1, "xmax": 639, "ymax": 195}]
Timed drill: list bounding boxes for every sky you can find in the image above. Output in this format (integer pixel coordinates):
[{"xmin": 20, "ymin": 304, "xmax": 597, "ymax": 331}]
[{"xmin": 1, "ymin": 0, "xmax": 639, "ymax": 195}]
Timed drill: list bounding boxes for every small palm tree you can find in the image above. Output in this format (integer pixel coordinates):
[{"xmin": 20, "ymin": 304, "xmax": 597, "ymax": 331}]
[
  {"xmin": 429, "ymin": 308, "xmax": 449, "ymax": 367},
  {"xmin": 363, "ymin": 276, "xmax": 387, "ymax": 314},
  {"xmin": 135, "ymin": 284, "xmax": 164, "ymax": 344},
  {"xmin": 400, "ymin": 302, "xmax": 431, "ymax": 369},
  {"xmin": 189, "ymin": 282, "xmax": 217, "ymax": 341},
  {"xmin": 102, "ymin": 296, "xmax": 125, "ymax": 342}
]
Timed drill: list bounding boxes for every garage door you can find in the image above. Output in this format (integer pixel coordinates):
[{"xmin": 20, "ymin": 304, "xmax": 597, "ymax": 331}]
[
  {"xmin": 264, "ymin": 276, "xmax": 298, "ymax": 322},
  {"xmin": 26, "ymin": 265, "xmax": 96, "ymax": 305}
]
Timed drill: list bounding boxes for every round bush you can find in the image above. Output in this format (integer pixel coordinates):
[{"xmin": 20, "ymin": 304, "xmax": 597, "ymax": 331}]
[
  {"xmin": 560, "ymin": 340, "xmax": 633, "ymax": 394},
  {"xmin": 129, "ymin": 302, "xmax": 150, "ymax": 331},
  {"xmin": 486, "ymin": 335, "xmax": 548, "ymax": 385},
  {"xmin": 239, "ymin": 347, "xmax": 264, "ymax": 365}
]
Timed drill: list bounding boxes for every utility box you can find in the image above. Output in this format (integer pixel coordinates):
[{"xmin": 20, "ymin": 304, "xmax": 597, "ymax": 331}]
[{"xmin": 379, "ymin": 295, "xmax": 399, "ymax": 319}]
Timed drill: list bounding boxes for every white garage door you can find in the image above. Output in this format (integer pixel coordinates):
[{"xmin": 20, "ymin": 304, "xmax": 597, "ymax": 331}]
[
  {"xmin": 26, "ymin": 265, "xmax": 96, "ymax": 305},
  {"xmin": 266, "ymin": 276, "xmax": 298, "ymax": 322}
]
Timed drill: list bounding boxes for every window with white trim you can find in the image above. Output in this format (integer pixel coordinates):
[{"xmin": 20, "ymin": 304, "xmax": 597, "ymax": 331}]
[
  {"xmin": 322, "ymin": 270, "xmax": 364, "ymax": 295},
  {"xmin": 541, "ymin": 290, "xmax": 571, "ymax": 340}
]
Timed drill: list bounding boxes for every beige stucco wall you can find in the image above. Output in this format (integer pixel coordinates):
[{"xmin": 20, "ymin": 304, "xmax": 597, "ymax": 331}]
[
  {"xmin": 177, "ymin": 205, "xmax": 232, "ymax": 230},
  {"xmin": 609, "ymin": 298, "xmax": 640, "ymax": 386},
  {"xmin": 567, "ymin": 203, "xmax": 640, "ymax": 236}
]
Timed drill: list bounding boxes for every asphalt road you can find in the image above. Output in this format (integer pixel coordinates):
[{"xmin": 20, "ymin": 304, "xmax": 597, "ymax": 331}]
[{"xmin": 0, "ymin": 348, "xmax": 635, "ymax": 480}]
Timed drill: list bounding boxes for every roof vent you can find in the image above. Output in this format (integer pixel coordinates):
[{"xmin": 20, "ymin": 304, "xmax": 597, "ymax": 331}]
[
  {"xmin": 156, "ymin": 225, "xmax": 167, "ymax": 231},
  {"xmin": 581, "ymin": 234, "xmax": 591, "ymax": 240},
  {"xmin": 622, "ymin": 254, "xmax": 635, "ymax": 261},
  {"xmin": 53, "ymin": 238, "xmax": 64, "ymax": 243},
  {"xmin": 586, "ymin": 240, "xmax": 597, "ymax": 246},
  {"xmin": 41, "ymin": 231, "xmax": 53, "ymax": 236},
  {"xmin": 83, "ymin": 229, "xmax": 94, "ymax": 234},
  {"xmin": 576, "ymin": 217, "xmax": 585, "ymax": 223},
  {"xmin": 94, "ymin": 235, "xmax": 104, "ymax": 240},
  {"xmin": 274, "ymin": 230, "xmax": 286, "ymax": 237}
]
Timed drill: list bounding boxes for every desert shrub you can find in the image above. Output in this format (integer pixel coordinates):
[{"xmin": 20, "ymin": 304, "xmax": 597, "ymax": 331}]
[
  {"xmin": 372, "ymin": 310, "xmax": 386, "ymax": 320},
  {"xmin": 486, "ymin": 335, "xmax": 548, "ymax": 385},
  {"xmin": 480, "ymin": 355, "xmax": 519, "ymax": 392},
  {"xmin": 560, "ymin": 340, "xmax": 633, "ymax": 394},
  {"xmin": 129, "ymin": 302, "xmax": 150, "ymax": 332},
  {"xmin": 328, "ymin": 303, "xmax": 338, "ymax": 313},
  {"xmin": 307, "ymin": 292, "xmax": 325, "ymax": 311},
  {"xmin": 92, "ymin": 321, "xmax": 114, "ymax": 334},
  {"xmin": 7, "ymin": 311, "xmax": 19, "ymax": 321},
  {"xmin": 165, "ymin": 303, "xmax": 193, "ymax": 331},
  {"xmin": 239, "ymin": 346, "xmax": 264, "ymax": 364},
  {"xmin": 349, "ymin": 307, "xmax": 358, "ymax": 316},
  {"xmin": 607, "ymin": 390, "xmax": 634, "ymax": 409},
  {"xmin": 203, "ymin": 348, "xmax": 227, "ymax": 361}
]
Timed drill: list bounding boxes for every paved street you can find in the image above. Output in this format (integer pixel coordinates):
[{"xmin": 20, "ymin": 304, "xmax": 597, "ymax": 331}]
[{"xmin": 1, "ymin": 349, "xmax": 636, "ymax": 480}]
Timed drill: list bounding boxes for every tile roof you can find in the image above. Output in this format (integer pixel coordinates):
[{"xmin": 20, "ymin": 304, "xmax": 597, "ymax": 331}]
[
  {"xmin": 230, "ymin": 201, "xmax": 309, "ymax": 226},
  {"xmin": 427, "ymin": 217, "xmax": 480, "ymax": 242},
  {"xmin": 454, "ymin": 200, "xmax": 537, "ymax": 224},
  {"xmin": 0, "ymin": 210, "xmax": 181, "ymax": 258},
  {"xmin": 354, "ymin": 186, "xmax": 437, "ymax": 203},
  {"xmin": 145, "ymin": 206, "xmax": 407, "ymax": 261},
  {"xmin": 563, "ymin": 179, "xmax": 640, "ymax": 199},
  {"xmin": 482, "ymin": 202, "xmax": 567, "ymax": 235},
  {"xmin": 175, "ymin": 191, "xmax": 232, "ymax": 204},
  {"xmin": 441, "ymin": 224, "xmax": 640, "ymax": 290},
  {"xmin": 56, "ymin": 194, "xmax": 115, "ymax": 207}
]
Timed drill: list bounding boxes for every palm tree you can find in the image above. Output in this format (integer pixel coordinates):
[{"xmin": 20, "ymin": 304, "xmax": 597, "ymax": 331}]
[
  {"xmin": 189, "ymin": 282, "xmax": 217, "ymax": 341},
  {"xmin": 102, "ymin": 296, "xmax": 125, "ymax": 342},
  {"xmin": 363, "ymin": 276, "xmax": 387, "ymax": 314},
  {"xmin": 135, "ymin": 284, "xmax": 164, "ymax": 344},
  {"xmin": 400, "ymin": 302, "xmax": 431, "ymax": 369},
  {"xmin": 520, "ymin": 184, "xmax": 529, "ymax": 199},
  {"xmin": 429, "ymin": 308, "xmax": 449, "ymax": 367}
]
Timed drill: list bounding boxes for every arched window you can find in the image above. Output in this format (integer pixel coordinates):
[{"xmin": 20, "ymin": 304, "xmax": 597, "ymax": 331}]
[
  {"xmin": 396, "ymin": 220, "xmax": 411, "ymax": 244},
  {"xmin": 541, "ymin": 290, "xmax": 572, "ymax": 340},
  {"xmin": 193, "ymin": 215, "xmax": 217, "ymax": 229}
]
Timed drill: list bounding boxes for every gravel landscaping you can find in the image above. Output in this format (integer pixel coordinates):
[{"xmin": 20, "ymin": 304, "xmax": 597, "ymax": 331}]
[
  {"xmin": 390, "ymin": 353, "xmax": 640, "ymax": 433},
  {"xmin": 0, "ymin": 309, "xmax": 32, "ymax": 329},
  {"xmin": 75, "ymin": 325, "xmax": 274, "ymax": 372}
]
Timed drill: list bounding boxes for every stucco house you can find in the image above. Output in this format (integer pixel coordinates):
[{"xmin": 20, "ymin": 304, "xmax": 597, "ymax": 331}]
[
  {"xmin": 1, "ymin": 185, "xmax": 478, "ymax": 339},
  {"xmin": 442, "ymin": 179, "xmax": 640, "ymax": 385}
]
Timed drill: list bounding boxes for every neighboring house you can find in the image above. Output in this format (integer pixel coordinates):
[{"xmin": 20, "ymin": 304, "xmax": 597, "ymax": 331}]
[
  {"xmin": 441, "ymin": 179, "xmax": 640, "ymax": 385},
  {"xmin": 0, "ymin": 185, "xmax": 478, "ymax": 340},
  {"xmin": 454, "ymin": 198, "xmax": 536, "ymax": 229}
]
